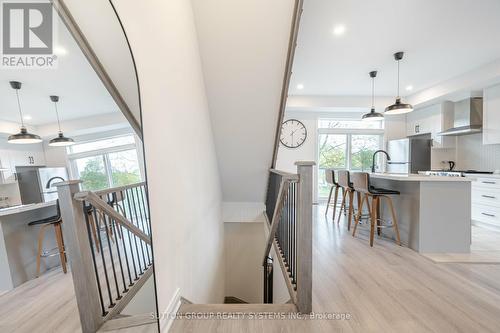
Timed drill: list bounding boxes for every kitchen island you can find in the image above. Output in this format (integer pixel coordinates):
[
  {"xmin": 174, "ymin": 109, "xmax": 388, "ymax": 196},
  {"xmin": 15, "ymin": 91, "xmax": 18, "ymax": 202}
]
[
  {"xmin": 0, "ymin": 202, "xmax": 58, "ymax": 293},
  {"xmin": 368, "ymin": 173, "xmax": 471, "ymax": 253}
]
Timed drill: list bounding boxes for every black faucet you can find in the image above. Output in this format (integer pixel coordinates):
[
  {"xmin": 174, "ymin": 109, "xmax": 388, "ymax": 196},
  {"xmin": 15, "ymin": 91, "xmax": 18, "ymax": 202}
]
[
  {"xmin": 46, "ymin": 176, "xmax": 66, "ymax": 189},
  {"xmin": 371, "ymin": 150, "xmax": 391, "ymax": 173}
]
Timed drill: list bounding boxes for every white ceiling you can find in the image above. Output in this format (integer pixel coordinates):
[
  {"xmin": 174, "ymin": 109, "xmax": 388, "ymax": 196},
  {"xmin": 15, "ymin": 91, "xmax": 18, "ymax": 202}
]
[
  {"xmin": 0, "ymin": 16, "xmax": 119, "ymax": 126},
  {"xmin": 290, "ymin": 0, "xmax": 500, "ymax": 96}
]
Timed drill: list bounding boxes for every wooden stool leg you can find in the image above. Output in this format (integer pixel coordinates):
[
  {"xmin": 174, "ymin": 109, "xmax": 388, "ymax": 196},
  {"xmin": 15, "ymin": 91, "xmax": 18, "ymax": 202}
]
[
  {"xmin": 347, "ymin": 190, "xmax": 354, "ymax": 231},
  {"xmin": 35, "ymin": 224, "xmax": 48, "ymax": 277},
  {"xmin": 352, "ymin": 194, "xmax": 366, "ymax": 237},
  {"xmin": 370, "ymin": 196, "xmax": 378, "ymax": 247},
  {"xmin": 332, "ymin": 185, "xmax": 339, "ymax": 220},
  {"xmin": 325, "ymin": 186, "xmax": 334, "ymax": 216},
  {"xmin": 385, "ymin": 195, "xmax": 401, "ymax": 246},
  {"xmin": 376, "ymin": 198, "xmax": 382, "ymax": 236},
  {"xmin": 336, "ymin": 188, "xmax": 347, "ymax": 224},
  {"xmin": 54, "ymin": 223, "xmax": 67, "ymax": 274}
]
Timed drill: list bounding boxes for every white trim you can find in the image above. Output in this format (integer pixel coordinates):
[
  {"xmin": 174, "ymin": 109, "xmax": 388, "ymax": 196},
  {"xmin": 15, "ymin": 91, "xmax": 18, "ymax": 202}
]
[{"xmin": 160, "ymin": 288, "xmax": 181, "ymax": 332}]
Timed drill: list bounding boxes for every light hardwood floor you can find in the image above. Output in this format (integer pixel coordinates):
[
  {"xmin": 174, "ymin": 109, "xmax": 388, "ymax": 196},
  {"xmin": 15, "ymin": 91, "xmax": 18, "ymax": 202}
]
[
  {"xmin": 2, "ymin": 205, "xmax": 500, "ymax": 332},
  {"xmin": 170, "ymin": 205, "xmax": 500, "ymax": 332}
]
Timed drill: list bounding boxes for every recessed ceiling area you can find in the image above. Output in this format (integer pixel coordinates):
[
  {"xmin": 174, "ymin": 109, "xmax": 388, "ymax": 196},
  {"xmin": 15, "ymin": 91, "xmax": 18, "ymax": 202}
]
[
  {"xmin": 290, "ymin": 0, "xmax": 500, "ymax": 97},
  {"xmin": 0, "ymin": 17, "xmax": 119, "ymax": 126}
]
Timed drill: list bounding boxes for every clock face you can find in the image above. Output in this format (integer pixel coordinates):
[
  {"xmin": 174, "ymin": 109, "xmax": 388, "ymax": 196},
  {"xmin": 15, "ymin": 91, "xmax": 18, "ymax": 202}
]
[{"xmin": 280, "ymin": 119, "xmax": 307, "ymax": 148}]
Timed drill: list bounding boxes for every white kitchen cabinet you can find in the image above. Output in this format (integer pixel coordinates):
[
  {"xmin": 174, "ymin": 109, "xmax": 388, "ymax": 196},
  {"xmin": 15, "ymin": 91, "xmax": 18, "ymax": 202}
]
[
  {"xmin": 483, "ymin": 84, "xmax": 500, "ymax": 145},
  {"xmin": 406, "ymin": 102, "xmax": 455, "ymax": 149},
  {"xmin": 0, "ymin": 146, "xmax": 46, "ymax": 183},
  {"xmin": 471, "ymin": 176, "xmax": 500, "ymax": 228}
]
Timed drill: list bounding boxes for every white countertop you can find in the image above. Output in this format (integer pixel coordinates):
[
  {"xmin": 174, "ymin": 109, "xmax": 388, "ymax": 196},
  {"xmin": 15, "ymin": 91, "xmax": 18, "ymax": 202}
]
[
  {"xmin": 369, "ymin": 173, "xmax": 472, "ymax": 182},
  {"xmin": 0, "ymin": 201, "xmax": 56, "ymax": 217}
]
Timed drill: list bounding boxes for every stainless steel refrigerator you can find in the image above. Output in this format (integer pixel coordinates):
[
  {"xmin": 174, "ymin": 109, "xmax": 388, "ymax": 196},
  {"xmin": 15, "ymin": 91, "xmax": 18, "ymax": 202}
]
[
  {"xmin": 386, "ymin": 137, "xmax": 431, "ymax": 174},
  {"xmin": 16, "ymin": 166, "xmax": 68, "ymax": 204}
]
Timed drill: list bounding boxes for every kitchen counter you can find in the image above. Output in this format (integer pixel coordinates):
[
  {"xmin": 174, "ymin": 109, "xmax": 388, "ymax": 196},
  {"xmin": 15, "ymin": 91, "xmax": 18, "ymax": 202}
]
[
  {"xmin": 463, "ymin": 173, "xmax": 500, "ymax": 179},
  {"xmin": 368, "ymin": 175, "xmax": 471, "ymax": 254},
  {"xmin": 0, "ymin": 201, "xmax": 59, "ymax": 292},
  {"xmin": 370, "ymin": 173, "xmax": 473, "ymax": 182},
  {"xmin": 0, "ymin": 201, "xmax": 56, "ymax": 217}
]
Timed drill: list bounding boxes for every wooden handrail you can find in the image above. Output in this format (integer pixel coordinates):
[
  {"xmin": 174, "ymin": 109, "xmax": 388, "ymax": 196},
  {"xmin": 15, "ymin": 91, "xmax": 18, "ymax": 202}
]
[
  {"xmin": 94, "ymin": 182, "xmax": 147, "ymax": 196},
  {"xmin": 74, "ymin": 191, "xmax": 151, "ymax": 245},
  {"xmin": 269, "ymin": 169, "xmax": 299, "ymax": 181}
]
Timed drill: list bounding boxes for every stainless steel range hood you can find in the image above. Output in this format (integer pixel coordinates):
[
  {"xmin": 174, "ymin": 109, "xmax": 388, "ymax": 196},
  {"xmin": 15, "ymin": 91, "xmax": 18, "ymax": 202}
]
[{"xmin": 438, "ymin": 97, "xmax": 483, "ymax": 136}]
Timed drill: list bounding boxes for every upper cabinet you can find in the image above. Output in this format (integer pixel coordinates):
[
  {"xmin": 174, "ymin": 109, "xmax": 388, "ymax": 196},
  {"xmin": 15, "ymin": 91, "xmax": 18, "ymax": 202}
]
[
  {"xmin": 406, "ymin": 102, "xmax": 455, "ymax": 149},
  {"xmin": 483, "ymin": 84, "xmax": 500, "ymax": 145},
  {"xmin": 0, "ymin": 146, "xmax": 46, "ymax": 184}
]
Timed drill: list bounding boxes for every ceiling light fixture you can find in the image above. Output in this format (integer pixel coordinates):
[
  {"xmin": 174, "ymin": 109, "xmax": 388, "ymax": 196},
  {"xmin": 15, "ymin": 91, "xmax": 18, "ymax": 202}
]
[
  {"xmin": 406, "ymin": 85, "xmax": 413, "ymax": 91},
  {"xmin": 23, "ymin": 115, "xmax": 32, "ymax": 120},
  {"xmin": 333, "ymin": 25, "xmax": 346, "ymax": 36},
  {"xmin": 48, "ymin": 95, "xmax": 75, "ymax": 147},
  {"xmin": 362, "ymin": 71, "xmax": 384, "ymax": 121},
  {"xmin": 385, "ymin": 52, "xmax": 413, "ymax": 115},
  {"xmin": 7, "ymin": 81, "xmax": 42, "ymax": 144},
  {"xmin": 297, "ymin": 83, "xmax": 304, "ymax": 90}
]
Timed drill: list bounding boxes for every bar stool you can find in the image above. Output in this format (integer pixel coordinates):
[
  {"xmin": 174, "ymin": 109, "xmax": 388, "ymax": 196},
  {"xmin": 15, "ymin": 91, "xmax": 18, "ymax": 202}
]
[
  {"xmin": 336, "ymin": 170, "xmax": 357, "ymax": 230},
  {"xmin": 324, "ymin": 169, "xmax": 342, "ymax": 219},
  {"xmin": 29, "ymin": 200, "xmax": 67, "ymax": 277},
  {"xmin": 351, "ymin": 172, "xmax": 401, "ymax": 247}
]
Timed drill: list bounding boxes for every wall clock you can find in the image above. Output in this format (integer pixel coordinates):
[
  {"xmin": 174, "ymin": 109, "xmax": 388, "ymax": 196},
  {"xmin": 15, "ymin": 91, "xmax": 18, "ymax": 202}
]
[{"xmin": 280, "ymin": 119, "xmax": 307, "ymax": 148}]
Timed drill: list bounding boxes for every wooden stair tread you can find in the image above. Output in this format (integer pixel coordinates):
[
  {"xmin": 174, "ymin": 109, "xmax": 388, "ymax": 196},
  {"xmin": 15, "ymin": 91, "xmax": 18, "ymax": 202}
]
[
  {"xmin": 177, "ymin": 303, "xmax": 297, "ymax": 314},
  {"xmin": 98, "ymin": 314, "xmax": 157, "ymax": 332}
]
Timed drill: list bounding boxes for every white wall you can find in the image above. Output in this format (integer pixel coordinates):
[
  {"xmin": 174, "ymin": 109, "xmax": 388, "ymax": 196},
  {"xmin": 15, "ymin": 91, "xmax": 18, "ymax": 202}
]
[
  {"xmin": 191, "ymin": 0, "xmax": 295, "ymax": 204},
  {"xmin": 224, "ymin": 222, "xmax": 264, "ymax": 303},
  {"xmin": 456, "ymin": 133, "xmax": 500, "ymax": 171},
  {"xmin": 112, "ymin": 0, "xmax": 225, "ymax": 324}
]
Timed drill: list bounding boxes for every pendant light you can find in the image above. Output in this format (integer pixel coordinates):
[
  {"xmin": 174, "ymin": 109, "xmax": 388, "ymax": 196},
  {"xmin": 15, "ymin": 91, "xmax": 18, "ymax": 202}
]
[
  {"xmin": 48, "ymin": 95, "xmax": 75, "ymax": 147},
  {"xmin": 385, "ymin": 51, "xmax": 413, "ymax": 115},
  {"xmin": 362, "ymin": 71, "xmax": 384, "ymax": 121},
  {"xmin": 7, "ymin": 81, "xmax": 42, "ymax": 144}
]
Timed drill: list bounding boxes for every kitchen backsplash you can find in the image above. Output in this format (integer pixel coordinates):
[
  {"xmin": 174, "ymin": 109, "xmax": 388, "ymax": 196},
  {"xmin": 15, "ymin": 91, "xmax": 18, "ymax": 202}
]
[{"xmin": 456, "ymin": 133, "xmax": 500, "ymax": 171}]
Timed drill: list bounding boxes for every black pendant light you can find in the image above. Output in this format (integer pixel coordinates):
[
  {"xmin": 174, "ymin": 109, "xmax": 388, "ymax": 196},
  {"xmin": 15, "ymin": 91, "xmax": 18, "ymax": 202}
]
[
  {"xmin": 8, "ymin": 81, "xmax": 42, "ymax": 144},
  {"xmin": 385, "ymin": 51, "xmax": 413, "ymax": 115},
  {"xmin": 48, "ymin": 95, "xmax": 75, "ymax": 147},
  {"xmin": 362, "ymin": 71, "xmax": 384, "ymax": 121}
]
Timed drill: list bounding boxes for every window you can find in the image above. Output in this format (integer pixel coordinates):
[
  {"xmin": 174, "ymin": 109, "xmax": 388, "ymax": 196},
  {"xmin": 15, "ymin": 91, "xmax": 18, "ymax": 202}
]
[
  {"xmin": 317, "ymin": 119, "xmax": 384, "ymax": 198},
  {"xmin": 68, "ymin": 135, "xmax": 142, "ymax": 191}
]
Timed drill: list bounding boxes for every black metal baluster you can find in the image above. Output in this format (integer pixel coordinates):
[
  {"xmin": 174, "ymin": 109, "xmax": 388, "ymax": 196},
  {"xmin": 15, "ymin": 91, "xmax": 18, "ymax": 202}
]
[
  {"xmin": 135, "ymin": 187, "xmax": 152, "ymax": 266},
  {"xmin": 121, "ymin": 190, "xmax": 139, "ymax": 281},
  {"xmin": 129, "ymin": 188, "xmax": 147, "ymax": 271},
  {"xmin": 110, "ymin": 212, "xmax": 128, "ymax": 294},
  {"xmin": 93, "ymin": 207, "xmax": 115, "ymax": 308},
  {"xmin": 102, "ymin": 212, "xmax": 122, "ymax": 301},
  {"xmin": 138, "ymin": 186, "xmax": 152, "ymax": 265},
  {"xmin": 125, "ymin": 188, "xmax": 143, "ymax": 276},
  {"xmin": 83, "ymin": 202, "xmax": 107, "ymax": 316},
  {"xmin": 290, "ymin": 182, "xmax": 294, "ymax": 283}
]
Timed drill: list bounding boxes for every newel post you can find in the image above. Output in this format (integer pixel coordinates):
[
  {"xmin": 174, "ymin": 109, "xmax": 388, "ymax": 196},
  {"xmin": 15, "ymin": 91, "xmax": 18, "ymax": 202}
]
[
  {"xmin": 55, "ymin": 180, "xmax": 103, "ymax": 333},
  {"xmin": 295, "ymin": 161, "xmax": 314, "ymax": 314}
]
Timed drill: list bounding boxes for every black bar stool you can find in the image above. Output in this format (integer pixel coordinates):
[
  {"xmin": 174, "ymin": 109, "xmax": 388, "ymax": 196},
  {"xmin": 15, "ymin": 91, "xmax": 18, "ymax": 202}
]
[
  {"xmin": 28, "ymin": 200, "xmax": 67, "ymax": 277},
  {"xmin": 336, "ymin": 170, "xmax": 357, "ymax": 230},
  {"xmin": 324, "ymin": 169, "xmax": 342, "ymax": 219},
  {"xmin": 351, "ymin": 172, "xmax": 401, "ymax": 247}
]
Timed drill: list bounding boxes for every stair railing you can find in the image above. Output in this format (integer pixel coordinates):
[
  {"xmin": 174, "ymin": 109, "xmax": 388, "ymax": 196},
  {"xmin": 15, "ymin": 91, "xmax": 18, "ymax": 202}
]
[
  {"xmin": 262, "ymin": 161, "xmax": 314, "ymax": 313},
  {"xmin": 56, "ymin": 180, "xmax": 153, "ymax": 333}
]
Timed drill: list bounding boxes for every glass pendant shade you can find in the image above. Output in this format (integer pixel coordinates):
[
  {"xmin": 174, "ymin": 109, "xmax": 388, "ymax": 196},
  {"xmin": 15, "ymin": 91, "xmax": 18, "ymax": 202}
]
[
  {"xmin": 8, "ymin": 81, "xmax": 42, "ymax": 144},
  {"xmin": 385, "ymin": 52, "xmax": 413, "ymax": 115}
]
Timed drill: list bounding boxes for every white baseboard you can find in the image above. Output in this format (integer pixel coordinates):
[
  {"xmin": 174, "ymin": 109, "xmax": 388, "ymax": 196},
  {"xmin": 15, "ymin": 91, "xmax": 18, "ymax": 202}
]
[{"xmin": 159, "ymin": 288, "xmax": 181, "ymax": 332}]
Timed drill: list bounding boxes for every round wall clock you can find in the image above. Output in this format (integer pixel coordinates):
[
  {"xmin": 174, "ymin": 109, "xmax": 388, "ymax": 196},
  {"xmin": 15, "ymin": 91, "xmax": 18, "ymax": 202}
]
[{"xmin": 280, "ymin": 119, "xmax": 307, "ymax": 148}]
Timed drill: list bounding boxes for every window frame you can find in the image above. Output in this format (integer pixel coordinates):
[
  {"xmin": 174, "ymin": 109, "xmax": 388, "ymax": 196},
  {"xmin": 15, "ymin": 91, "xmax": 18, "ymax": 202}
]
[
  {"xmin": 67, "ymin": 135, "xmax": 142, "ymax": 189},
  {"xmin": 316, "ymin": 120, "xmax": 384, "ymax": 200}
]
